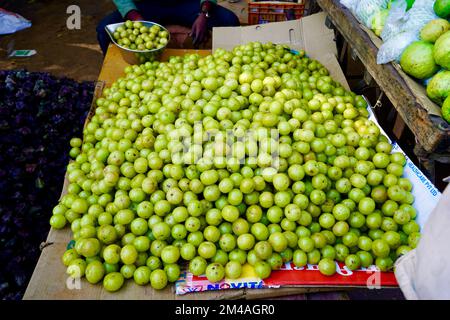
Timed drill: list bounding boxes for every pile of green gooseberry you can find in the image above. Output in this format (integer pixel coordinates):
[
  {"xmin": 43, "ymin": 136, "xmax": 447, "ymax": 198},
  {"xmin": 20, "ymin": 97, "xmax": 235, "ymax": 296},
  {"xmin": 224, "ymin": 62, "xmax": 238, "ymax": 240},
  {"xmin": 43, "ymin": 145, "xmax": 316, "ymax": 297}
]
[
  {"xmin": 51, "ymin": 41, "xmax": 420, "ymax": 292},
  {"xmin": 113, "ymin": 20, "xmax": 169, "ymax": 51}
]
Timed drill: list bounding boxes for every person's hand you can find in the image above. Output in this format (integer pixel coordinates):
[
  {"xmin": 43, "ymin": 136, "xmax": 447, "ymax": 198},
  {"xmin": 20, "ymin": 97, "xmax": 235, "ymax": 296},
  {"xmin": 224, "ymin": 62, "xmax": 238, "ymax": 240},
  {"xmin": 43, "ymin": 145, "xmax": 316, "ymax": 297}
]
[
  {"xmin": 126, "ymin": 10, "xmax": 144, "ymax": 21},
  {"xmin": 190, "ymin": 13, "xmax": 208, "ymax": 46}
]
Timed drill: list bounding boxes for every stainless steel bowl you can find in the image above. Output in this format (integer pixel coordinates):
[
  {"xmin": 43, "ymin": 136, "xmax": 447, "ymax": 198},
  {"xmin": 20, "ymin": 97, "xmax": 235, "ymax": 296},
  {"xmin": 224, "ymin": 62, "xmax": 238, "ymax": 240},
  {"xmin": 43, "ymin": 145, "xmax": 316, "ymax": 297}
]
[{"xmin": 105, "ymin": 21, "xmax": 170, "ymax": 64}]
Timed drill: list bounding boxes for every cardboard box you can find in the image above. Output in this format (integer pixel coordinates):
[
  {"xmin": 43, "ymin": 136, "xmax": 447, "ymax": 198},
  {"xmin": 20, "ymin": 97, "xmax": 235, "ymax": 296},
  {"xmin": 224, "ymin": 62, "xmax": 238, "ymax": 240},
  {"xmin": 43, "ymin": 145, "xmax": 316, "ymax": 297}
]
[{"xmin": 213, "ymin": 12, "xmax": 350, "ymax": 90}]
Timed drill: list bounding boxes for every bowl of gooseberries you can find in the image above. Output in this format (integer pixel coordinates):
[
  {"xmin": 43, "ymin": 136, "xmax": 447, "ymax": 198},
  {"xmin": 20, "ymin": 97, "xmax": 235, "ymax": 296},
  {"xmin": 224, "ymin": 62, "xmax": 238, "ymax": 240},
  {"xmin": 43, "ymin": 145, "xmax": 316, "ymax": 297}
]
[
  {"xmin": 106, "ymin": 20, "xmax": 170, "ymax": 64},
  {"xmin": 53, "ymin": 42, "xmax": 421, "ymax": 293}
]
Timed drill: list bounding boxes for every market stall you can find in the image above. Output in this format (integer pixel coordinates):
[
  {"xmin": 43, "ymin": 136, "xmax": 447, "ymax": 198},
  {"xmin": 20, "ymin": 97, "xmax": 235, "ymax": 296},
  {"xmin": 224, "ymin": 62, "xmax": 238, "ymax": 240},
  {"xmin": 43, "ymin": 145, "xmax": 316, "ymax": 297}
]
[{"xmin": 19, "ymin": 6, "xmax": 446, "ymax": 301}]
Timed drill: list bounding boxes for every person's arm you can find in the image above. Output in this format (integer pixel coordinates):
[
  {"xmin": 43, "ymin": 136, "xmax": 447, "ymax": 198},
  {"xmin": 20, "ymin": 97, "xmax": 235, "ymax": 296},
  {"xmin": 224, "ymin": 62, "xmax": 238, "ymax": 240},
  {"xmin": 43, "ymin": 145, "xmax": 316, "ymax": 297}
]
[
  {"xmin": 191, "ymin": 0, "xmax": 217, "ymax": 46},
  {"xmin": 112, "ymin": 0, "xmax": 139, "ymax": 18}
]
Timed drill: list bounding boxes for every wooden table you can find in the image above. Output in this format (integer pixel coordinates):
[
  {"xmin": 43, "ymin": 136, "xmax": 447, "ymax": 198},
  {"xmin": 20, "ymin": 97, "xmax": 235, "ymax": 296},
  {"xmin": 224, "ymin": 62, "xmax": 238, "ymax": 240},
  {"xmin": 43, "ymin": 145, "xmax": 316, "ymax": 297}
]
[
  {"xmin": 316, "ymin": 0, "xmax": 450, "ymax": 182},
  {"xmin": 23, "ymin": 44, "xmax": 338, "ymax": 300}
]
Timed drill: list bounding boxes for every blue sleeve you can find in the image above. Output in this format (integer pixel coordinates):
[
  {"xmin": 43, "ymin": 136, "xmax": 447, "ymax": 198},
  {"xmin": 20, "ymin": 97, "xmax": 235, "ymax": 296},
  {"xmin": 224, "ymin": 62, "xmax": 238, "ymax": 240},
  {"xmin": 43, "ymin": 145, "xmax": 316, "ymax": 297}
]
[{"xmin": 112, "ymin": 0, "xmax": 138, "ymax": 18}]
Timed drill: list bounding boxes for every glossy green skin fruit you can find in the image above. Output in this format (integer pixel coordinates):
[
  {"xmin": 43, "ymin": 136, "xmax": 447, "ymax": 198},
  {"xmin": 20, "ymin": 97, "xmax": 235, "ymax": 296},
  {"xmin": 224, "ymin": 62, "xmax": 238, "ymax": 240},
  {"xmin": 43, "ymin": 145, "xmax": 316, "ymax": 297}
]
[
  {"xmin": 400, "ymin": 41, "xmax": 439, "ymax": 79},
  {"xmin": 420, "ymin": 19, "xmax": 450, "ymax": 43},
  {"xmin": 434, "ymin": 0, "xmax": 450, "ymax": 19},
  {"xmin": 434, "ymin": 31, "xmax": 450, "ymax": 69},
  {"xmin": 427, "ymin": 70, "xmax": 450, "ymax": 105}
]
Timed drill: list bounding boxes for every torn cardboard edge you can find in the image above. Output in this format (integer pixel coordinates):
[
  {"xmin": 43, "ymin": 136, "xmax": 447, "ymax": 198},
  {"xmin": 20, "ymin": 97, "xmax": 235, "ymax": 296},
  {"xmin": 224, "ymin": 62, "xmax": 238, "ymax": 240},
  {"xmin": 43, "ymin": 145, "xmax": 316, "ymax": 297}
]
[{"xmin": 212, "ymin": 12, "xmax": 349, "ymax": 90}]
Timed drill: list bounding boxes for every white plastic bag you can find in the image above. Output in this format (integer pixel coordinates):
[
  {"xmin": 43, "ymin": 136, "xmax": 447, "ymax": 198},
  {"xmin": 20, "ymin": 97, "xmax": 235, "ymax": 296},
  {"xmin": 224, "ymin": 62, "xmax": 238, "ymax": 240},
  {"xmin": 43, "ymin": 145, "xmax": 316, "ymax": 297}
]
[
  {"xmin": 377, "ymin": 30, "xmax": 419, "ymax": 64},
  {"xmin": 382, "ymin": 0, "xmax": 437, "ymax": 42},
  {"xmin": 381, "ymin": 0, "xmax": 408, "ymax": 42},
  {"xmin": 0, "ymin": 8, "xmax": 31, "ymax": 35},
  {"xmin": 377, "ymin": 0, "xmax": 437, "ymax": 64},
  {"xmin": 395, "ymin": 185, "xmax": 450, "ymax": 300},
  {"xmin": 371, "ymin": 9, "xmax": 390, "ymax": 37},
  {"xmin": 355, "ymin": 0, "xmax": 390, "ymax": 28},
  {"xmin": 402, "ymin": 0, "xmax": 438, "ymax": 34},
  {"xmin": 340, "ymin": 0, "xmax": 359, "ymax": 13}
]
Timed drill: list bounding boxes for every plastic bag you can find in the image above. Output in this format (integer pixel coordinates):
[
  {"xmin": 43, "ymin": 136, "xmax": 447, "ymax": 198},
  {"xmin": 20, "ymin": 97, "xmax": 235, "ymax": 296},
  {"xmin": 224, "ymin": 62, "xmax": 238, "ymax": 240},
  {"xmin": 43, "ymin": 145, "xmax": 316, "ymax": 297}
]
[
  {"xmin": 340, "ymin": 0, "xmax": 359, "ymax": 13},
  {"xmin": 0, "ymin": 8, "xmax": 31, "ymax": 35},
  {"xmin": 377, "ymin": 30, "xmax": 419, "ymax": 64},
  {"xmin": 381, "ymin": 0, "xmax": 436, "ymax": 41},
  {"xmin": 381, "ymin": 0, "xmax": 409, "ymax": 42},
  {"xmin": 355, "ymin": 0, "xmax": 390, "ymax": 28},
  {"xmin": 371, "ymin": 9, "xmax": 390, "ymax": 37},
  {"xmin": 402, "ymin": 0, "xmax": 437, "ymax": 34},
  {"xmin": 377, "ymin": 0, "xmax": 437, "ymax": 64},
  {"xmin": 395, "ymin": 185, "xmax": 450, "ymax": 300}
]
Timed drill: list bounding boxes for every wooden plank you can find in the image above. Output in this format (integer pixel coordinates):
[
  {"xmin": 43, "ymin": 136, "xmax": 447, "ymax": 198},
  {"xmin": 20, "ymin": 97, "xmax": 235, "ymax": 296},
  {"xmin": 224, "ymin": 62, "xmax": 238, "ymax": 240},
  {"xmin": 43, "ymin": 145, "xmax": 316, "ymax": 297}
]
[
  {"xmin": 245, "ymin": 287, "xmax": 344, "ymax": 300},
  {"xmin": 306, "ymin": 291, "xmax": 349, "ymax": 300},
  {"xmin": 393, "ymin": 114, "xmax": 406, "ymax": 140},
  {"xmin": 317, "ymin": 0, "xmax": 450, "ymax": 153}
]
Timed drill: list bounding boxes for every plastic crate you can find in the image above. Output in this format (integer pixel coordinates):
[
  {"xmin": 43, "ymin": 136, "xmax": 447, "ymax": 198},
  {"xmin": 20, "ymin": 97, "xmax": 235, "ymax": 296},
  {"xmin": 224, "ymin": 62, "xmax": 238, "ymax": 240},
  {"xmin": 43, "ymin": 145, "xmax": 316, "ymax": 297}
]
[{"xmin": 248, "ymin": 1, "xmax": 306, "ymax": 25}]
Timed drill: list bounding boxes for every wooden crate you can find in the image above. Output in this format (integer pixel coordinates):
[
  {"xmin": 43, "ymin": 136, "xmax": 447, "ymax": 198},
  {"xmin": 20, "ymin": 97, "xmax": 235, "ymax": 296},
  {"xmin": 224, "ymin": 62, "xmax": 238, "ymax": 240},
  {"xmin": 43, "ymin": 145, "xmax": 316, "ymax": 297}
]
[{"xmin": 248, "ymin": 1, "xmax": 306, "ymax": 24}]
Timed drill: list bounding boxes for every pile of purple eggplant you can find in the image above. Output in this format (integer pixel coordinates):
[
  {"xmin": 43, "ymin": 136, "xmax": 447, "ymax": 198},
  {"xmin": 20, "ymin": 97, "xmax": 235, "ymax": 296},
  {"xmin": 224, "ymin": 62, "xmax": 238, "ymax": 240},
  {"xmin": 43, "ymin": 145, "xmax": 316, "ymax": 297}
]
[{"xmin": 0, "ymin": 70, "xmax": 94, "ymax": 299}]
